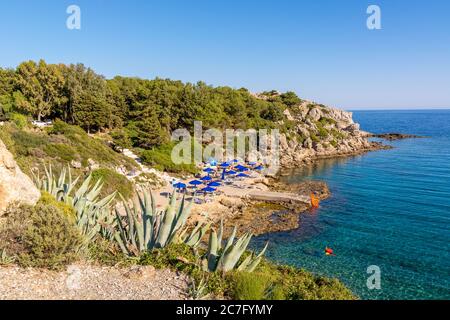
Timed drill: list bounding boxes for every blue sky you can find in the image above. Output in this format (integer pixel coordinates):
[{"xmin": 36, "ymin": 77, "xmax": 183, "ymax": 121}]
[{"xmin": 0, "ymin": 0, "xmax": 449, "ymax": 109}]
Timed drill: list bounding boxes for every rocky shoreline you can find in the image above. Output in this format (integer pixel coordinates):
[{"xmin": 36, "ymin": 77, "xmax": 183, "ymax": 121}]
[
  {"xmin": 213, "ymin": 179, "xmax": 331, "ymax": 237},
  {"xmin": 274, "ymin": 102, "xmax": 393, "ymax": 168},
  {"xmin": 217, "ymin": 142, "xmax": 393, "ymax": 236},
  {"xmin": 218, "ymin": 102, "xmax": 403, "ymax": 236}
]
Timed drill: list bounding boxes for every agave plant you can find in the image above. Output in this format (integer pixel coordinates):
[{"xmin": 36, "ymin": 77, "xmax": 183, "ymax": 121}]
[
  {"xmin": 32, "ymin": 164, "xmax": 116, "ymax": 242},
  {"xmin": 204, "ymin": 219, "xmax": 268, "ymax": 273},
  {"xmin": 188, "ymin": 277, "xmax": 209, "ymax": 300},
  {"xmin": 114, "ymin": 190, "xmax": 210, "ymax": 256},
  {"xmin": 0, "ymin": 249, "xmax": 15, "ymax": 266},
  {"xmin": 32, "ymin": 165, "xmax": 79, "ymax": 202}
]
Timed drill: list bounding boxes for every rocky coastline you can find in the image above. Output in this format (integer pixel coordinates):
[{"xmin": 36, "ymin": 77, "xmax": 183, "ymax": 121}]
[
  {"xmin": 0, "ymin": 99, "xmax": 402, "ymax": 242},
  {"xmin": 277, "ymin": 101, "xmax": 392, "ymax": 168},
  {"xmin": 216, "ymin": 102, "xmax": 397, "ymax": 236}
]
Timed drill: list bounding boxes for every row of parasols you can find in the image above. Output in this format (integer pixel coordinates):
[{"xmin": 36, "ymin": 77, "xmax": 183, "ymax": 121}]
[{"xmin": 172, "ymin": 160, "xmax": 264, "ymax": 194}]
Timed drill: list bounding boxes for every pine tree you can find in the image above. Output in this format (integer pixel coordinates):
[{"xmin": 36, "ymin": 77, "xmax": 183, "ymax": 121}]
[{"xmin": 133, "ymin": 105, "xmax": 167, "ymax": 148}]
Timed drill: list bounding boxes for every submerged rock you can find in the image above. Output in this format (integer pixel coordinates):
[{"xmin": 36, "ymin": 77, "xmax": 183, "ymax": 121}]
[
  {"xmin": 368, "ymin": 133, "xmax": 425, "ymax": 141},
  {"xmin": 0, "ymin": 139, "xmax": 40, "ymax": 214}
]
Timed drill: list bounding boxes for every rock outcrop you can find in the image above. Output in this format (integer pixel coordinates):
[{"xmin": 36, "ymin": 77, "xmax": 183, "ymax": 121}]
[
  {"xmin": 276, "ymin": 101, "xmax": 387, "ymax": 168},
  {"xmin": 0, "ymin": 139, "xmax": 40, "ymax": 213}
]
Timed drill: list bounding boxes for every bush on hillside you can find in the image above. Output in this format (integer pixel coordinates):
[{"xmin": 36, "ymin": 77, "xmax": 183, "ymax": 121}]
[
  {"xmin": 232, "ymin": 272, "xmax": 272, "ymax": 300},
  {"xmin": 44, "ymin": 143, "xmax": 78, "ymax": 162},
  {"xmin": 140, "ymin": 142, "xmax": 198, "ymax": 174},
  {"xmin": 38, "ymin": 191, "xmax": 77, "ymax": 222},
  {"xmin": 91, "ymin": 168, "xmax": 134, "ymax": 200},
  {"xmin": 0, "ymin": 200, "xmax": 83, "ymax": 270},
  {"xmin": 9, "ymin": 112, "xmax": 28, "ymax": 129}
]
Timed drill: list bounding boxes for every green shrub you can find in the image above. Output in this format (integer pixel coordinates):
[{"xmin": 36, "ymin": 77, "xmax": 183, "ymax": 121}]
[
  {"xmin": 91, "ymin": 168, "xmax": 134, "ymax": 200},
  {"xmin": 257, "ymin": 261, "xmax": 356, "ymax": 300},
  {"xmin": 49, "ymin": 119, "xmax": 86, "ymax": 137},
  {"xmin": 317, "ymin": 125, "xmax": 329, "ymax": 138},
  {"xmin": 310, "ymin": 133, "xmax": 320, "ymax": 143},
  {"xmin": 140, "ymin": 143, "xmax": 198, "ymax": 174},
  {"xmin": 319, "ymin": 117, "xmax": 336, "ymax": 126},
  {"xmin": 330, "ymin": 140, "xmax": 338, "ymax": 148},
  {"xmin": 0, "ymin": 123, "xmax": 15, "ymax": 151},
  {"xmin": 268, "ymin": 284, "xmax": 286, "ymax": 300},
  {"xmin": 11, "ymin": 130, "xmax": 48, "ymax": 156},
  {"xmin": 331, "ymin": 129, "xmax": 346, "ymax": 140},
  {"xmin": 38, "ymin": 191, "xmax": 77, "ymax": 222},
  {"xmin": 232, "ymin": 272, "xmax": 272, "ymax": 300},
  {"xmin": 48, "ymin": 120, "xmax": 137, "ymax": 170},
  {"xmin": 0, "ymin": 201, "xmax": 83, "ymax": 270},
  {"xmin": 44, "ymin": 143, "xmax": 77, "ymax": 162},
  {"xmin": 88, "ymin": 238, "xmax": 134, "ymax": 267},
  {"xmin": 111, "ymin": 128, "xmax": 132, "ymax": 151},
  {"xmin": 9, "ymin": 112, "xmax": 28, "ymax": 129}
]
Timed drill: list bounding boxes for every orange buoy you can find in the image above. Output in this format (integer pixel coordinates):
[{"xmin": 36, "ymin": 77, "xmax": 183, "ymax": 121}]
[
  {"xmin": 325, "ymin": 247, "xmax": 335, "ymax": 256},
  {"xmin": 310, "ymin": 193, "xmax": 320, "ymax": 208}
]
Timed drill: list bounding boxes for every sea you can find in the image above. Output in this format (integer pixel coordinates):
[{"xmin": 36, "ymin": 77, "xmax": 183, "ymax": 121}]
[{"xmin": 254, "ymin": 109, "xmax": 450, "ymax": 300}]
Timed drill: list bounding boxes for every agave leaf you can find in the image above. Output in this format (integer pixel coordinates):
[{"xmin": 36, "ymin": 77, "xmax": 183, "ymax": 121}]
[
  {"xmin": 236, "ymin": 255, "xmax": 253, "ymax": 272},
  {"xmin": 221, "ymin": 233, "xmax": 253, "ymax": 272},
  {"xmin": 183, "ymin": 222, "xmax": 210, "ymax": 248},
  {"xmin": 217, "ymin": 219, "xmax": 224, "ymax": 250},
  {"xmin": 85, "ymin": 179, "xmax": 103, "ymax": 202},
  {"xmin": 154, "ymin": 192, "xmax": 177, "ymax": 248},
  {"xmin": 95, "ymin": 192, "xmax": 116, "ymax": 208},
  {"xmin": 75, "ymin": 174, "xmax": 93, "ymax": 199},
  {"xmin": 207, "ymin": 229, "xmax": 219, "ymax": 271},
  {"xmin": 114, "ymin": 232, "xmax": 129, "ymax": 255}
]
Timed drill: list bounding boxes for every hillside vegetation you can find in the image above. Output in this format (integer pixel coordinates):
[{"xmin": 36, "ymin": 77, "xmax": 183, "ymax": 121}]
[
  {"xmin": 0, "ymin": 120, "xmax": 137, "ymax": 200},
  {"xmin": 0, "ymin": 60, "xmax": 304, "ymax": 172}
]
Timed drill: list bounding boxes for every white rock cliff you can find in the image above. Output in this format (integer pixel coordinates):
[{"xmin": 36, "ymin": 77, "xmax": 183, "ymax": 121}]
[{"xmin": 0, "ymin": 139, "xmax": 40, "ymax": 213}]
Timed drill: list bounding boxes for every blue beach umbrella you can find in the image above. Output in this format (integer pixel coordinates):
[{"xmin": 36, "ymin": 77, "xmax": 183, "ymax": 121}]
[
  {"xmin": 226, "ymin": 170, "xmax": 237, "ymax": 175},
  {"xmin": 235, "ymin": 165, "xmax": 249, "ymax": 172},
  {"xmin": 254, "ymin": 165, "xmax": 264, "ymax": 171},
  {"xmin": 189, "ymin": 180, "xmax": 203, "ymax": 186},
  {"xmin": 200, "ymin": 176, "xmax": 212, "ymax": 182},
  {"xmin": 203, "ymin": 168, "xmax": 215, "ymax": 174},
  {"xmin": 236, "ymin": 173, "xmax": 250, "ymax": 178},
  {"xmin": 201, "ymin": 186, "xmax": 216, "ymax": 193},
  {"xmin": 248, "ymin": 161, "xmax": 257, "ymax": 166},
  {"xmin": 173, "ymin": 182, "xmax": 186, "ymax": 189},
  {"xmin": 220, "ymin": 162, "xmax": 230, "ymax": 167},
  {"xmin": 208, "ymin": 181, "xmax": 222, "ymax": 187}
]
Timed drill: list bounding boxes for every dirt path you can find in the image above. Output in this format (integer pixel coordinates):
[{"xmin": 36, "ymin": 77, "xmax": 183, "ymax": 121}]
[{"xmin": 0, "ymin": 264, "xmax": 190, "ymax": 300}]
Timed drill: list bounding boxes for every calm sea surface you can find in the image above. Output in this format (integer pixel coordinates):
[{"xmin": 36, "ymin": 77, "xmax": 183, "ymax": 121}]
[{"xmin": 254, "ymin": 110, "xmax": 450, "ymax": 300}]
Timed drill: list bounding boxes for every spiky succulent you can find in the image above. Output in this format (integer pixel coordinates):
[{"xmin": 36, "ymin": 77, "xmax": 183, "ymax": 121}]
[
  {"xmin": 32, "ymin": 164, "xmax": 116, "ymax": 242},
  {"xmin": 204, "ymin": 219, "xmax": 268, "ymax": 273},
  {"xmin": 114, "ymin": 190, "xmax": 209, "ymax": 256}
]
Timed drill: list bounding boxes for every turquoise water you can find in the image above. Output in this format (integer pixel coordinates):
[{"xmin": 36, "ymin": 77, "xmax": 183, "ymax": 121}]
[{"xmin": 254, "ymin": 110, "xmax": 450, "ymax": 300}]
